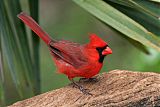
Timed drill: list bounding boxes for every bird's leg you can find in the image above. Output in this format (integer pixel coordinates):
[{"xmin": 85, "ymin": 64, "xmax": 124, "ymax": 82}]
[
  {"xmin": 70, "ymin": 79, "xmax": 92, "ymax": 95},
  {"xmin": 79, "ymin": 77, "xmax": 99, "ymax": 83}
]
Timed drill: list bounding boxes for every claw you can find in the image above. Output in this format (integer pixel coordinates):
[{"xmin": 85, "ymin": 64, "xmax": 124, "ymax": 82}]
[
  {"xmin": 70, "ymin": 79, "xmax": 92, "ymax": 95},
  {"xmin": 79, "ymin": 85, "xmax": 92, "ymax": 95}
]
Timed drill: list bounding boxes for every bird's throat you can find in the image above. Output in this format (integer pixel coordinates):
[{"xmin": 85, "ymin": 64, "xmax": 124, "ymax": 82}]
[{"xmin": 96, "ymin": 47, "xmax": 106, "ymax": 63}]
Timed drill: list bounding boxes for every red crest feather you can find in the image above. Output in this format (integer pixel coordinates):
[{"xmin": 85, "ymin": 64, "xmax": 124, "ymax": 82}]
[{"xmin": 89, "ymin": 34, "xmax": 107, "ymax": 47}]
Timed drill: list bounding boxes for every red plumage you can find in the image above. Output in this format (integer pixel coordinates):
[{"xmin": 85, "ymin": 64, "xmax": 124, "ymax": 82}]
[{"xmin": 18, "ymin": 12, "xmax": 112, "ymax": 94}]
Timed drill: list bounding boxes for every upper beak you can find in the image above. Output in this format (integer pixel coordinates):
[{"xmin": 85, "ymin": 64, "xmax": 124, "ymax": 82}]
[{"xmin": 102, "ymin": 47, "xmax": 112, "ymax": 55}]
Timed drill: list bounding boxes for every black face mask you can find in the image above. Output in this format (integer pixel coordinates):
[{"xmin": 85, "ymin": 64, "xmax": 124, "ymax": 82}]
[{"xmin": 96, "ymin": 45, "xmax": 108, "ymax": 63}]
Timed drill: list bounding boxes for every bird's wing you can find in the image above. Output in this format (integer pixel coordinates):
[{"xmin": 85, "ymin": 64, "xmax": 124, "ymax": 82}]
[{"xmin": 49, "ymin": 40, "xmax": 88, "ymax": 68}]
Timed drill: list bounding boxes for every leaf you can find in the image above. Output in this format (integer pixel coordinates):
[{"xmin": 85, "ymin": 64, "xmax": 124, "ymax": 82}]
[
  {"xmin": 149, "ymin": 0, "xmax": 160, "ymax": 3},
  {"xmin": 98, "ymin": 19, "xmax": 150, "ymax": 54},
  {"xmin": 1, "ymin": 0, "xmax": 40, "ymax": 105},
  {"xmin": 107, "ymin": 0, "xmax": 160, "ymax": 19},
  {"xmin": 105, "ymin": 0, "xmax": 160, "ymax": 36},
  {"xmin": 0, "ymin": 35, "xmax": 5, "ymax": 106},
  {"xmin": 0, "ymin": 0, "xmax": 37, "ymax": 99},
  {"xmin": 73, "ymin": 0, "xmax": 160, "ymax": 52},
  {"xmin": 123, "ymin": 35, "xmax": 150, "ymax": 54},
  {"xmin": 29, "ymin": 0, "xmax": 40, "ymax": 95},
  {"xmin": 1, "ymin": 0, "xmax": 23, "ymax": 98}
]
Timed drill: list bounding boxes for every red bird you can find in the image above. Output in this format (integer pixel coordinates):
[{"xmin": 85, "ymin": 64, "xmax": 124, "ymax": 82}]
[{"xmin": 18, "ymin": 12, "xmax": 112, "ymax": 95}]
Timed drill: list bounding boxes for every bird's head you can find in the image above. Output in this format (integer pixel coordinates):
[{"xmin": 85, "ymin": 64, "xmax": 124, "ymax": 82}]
[
  {"xmin": 89, "ymin": 34, "xmax": 112, "ymax": 55},
  {"xmin": 87, "ymin": 34, "xmax": 112, "ymax": 63}
]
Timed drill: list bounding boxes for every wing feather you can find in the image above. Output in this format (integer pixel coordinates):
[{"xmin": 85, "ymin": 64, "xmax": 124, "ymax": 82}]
[{"xmin": 49, "ymin": 40, "xmax": 88, "ymax": 68}]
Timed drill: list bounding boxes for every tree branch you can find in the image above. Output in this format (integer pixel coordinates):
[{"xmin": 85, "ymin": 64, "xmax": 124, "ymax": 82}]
[{"xmin": 9, "ymin": 70, "xmax": 160, "ymax": 107}]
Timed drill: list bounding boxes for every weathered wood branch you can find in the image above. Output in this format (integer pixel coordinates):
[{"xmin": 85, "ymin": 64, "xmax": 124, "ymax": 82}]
[{"xmin": 9, "ymin": 70, "xmax": 160, "ymax": 107}]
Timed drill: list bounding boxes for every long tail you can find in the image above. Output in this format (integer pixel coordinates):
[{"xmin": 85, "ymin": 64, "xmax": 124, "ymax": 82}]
[{"xmin": 17, "ymin": 12, "xmax": 53, "ymax": 44}]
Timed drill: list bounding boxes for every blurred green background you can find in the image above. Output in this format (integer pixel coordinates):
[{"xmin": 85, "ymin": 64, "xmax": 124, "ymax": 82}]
[{"xmin": 1, "ymin": 0, "xmax": 160, "ymax": 106}]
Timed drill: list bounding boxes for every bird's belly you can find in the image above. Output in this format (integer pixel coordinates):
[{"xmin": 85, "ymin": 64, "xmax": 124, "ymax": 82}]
[
  {"xmin": 78, "ymin": 63, "xmax": 103, "ymax": 78},
  {"xmin": 53, "ymin": 58, "xmax": 103, "ymax": 79}
]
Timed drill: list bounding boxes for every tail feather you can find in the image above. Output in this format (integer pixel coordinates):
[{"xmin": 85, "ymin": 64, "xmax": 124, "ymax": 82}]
[{"xmin": 17, "ymin": 12, "xmax": 53, "ymax": 44}]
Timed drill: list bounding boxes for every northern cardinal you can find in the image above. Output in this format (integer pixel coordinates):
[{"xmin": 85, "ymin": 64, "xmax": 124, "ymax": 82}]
[{"xmin": 18, "ymin": 12, "xmax": 112, "ymax": 95}]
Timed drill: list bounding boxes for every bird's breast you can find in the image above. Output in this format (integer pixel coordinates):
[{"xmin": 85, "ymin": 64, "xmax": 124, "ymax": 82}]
[{"xmin": 78, "ymin": 62, "xmax": 103, "ymax": 78}]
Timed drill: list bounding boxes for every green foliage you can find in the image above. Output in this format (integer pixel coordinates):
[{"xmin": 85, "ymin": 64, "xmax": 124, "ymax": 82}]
[
  {"xmin": 0, "ymin": 0, "xmax": 39, "ymax": 106},
  {"xmin": 73, "ymin": 0, "xmax": 160, "ymax": 52},
  {"xmin": 0, "ymin": 43, "xmax": 5, "ymax": 107},
  {"xmin": 29, "ymin": 0, "xmax": 40, "ymax": 95}
]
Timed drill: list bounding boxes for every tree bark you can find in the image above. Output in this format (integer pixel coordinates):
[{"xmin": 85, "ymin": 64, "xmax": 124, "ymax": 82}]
[{"xmin": 9, "ymin": 70, "xmax": 160, "ymax": 107}]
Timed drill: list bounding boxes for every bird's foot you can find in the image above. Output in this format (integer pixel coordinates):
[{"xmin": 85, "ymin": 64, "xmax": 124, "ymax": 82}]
[
  {"xmin": 71, "ymin": 79, "xmax": 92, "ymax": 95},
  {"xmin": 78, "ymin": 85, "xmax": 92, "ymax": 95},
  {"xmin": 79, "ymin": 77, "xmax": 99, "ymax": 83}
]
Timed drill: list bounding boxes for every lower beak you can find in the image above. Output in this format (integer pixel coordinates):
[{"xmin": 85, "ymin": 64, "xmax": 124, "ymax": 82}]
[{"xmin": 102, "ymin": 47, "xmax": 112, "ymax": 55}]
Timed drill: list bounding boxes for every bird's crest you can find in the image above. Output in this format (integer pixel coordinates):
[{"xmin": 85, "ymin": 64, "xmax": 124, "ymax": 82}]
[{"xmin": 89, "ymin": 34, "xmax": 107, "ymax": 47}]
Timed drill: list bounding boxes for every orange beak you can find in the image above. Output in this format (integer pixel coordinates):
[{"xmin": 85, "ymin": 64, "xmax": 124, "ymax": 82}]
[{"xmin": 102, "ymin": 47, "xmax": 112, "ymax": 55}]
